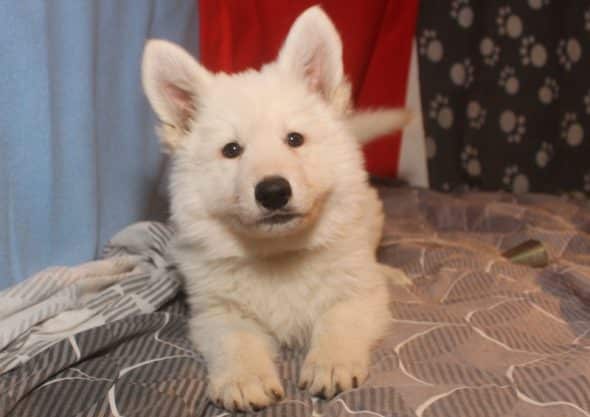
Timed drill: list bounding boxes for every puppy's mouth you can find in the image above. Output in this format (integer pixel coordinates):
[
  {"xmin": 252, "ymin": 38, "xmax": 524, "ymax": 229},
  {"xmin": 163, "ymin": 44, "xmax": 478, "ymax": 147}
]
[{"xmin": 257, "ymin": 213, "xmax": 302, "ymax": 225}]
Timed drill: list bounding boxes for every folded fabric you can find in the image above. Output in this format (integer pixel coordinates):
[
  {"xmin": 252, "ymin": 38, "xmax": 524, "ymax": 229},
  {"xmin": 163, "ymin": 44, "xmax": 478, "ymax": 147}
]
[{"xmin": 0, "ymin": 222, "xmax": 179, "ymax": 374}]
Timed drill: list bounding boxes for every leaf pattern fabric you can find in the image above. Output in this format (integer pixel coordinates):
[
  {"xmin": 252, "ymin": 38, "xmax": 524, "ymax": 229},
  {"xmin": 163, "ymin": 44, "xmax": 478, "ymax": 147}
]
[{"xmin": 3, "ymin": 186, "xmax": 590, "ymax": 416}]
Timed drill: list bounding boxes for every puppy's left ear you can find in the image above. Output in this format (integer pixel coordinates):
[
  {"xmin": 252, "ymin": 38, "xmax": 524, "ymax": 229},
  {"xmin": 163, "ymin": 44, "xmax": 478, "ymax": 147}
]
[{"xmin": 277, "ymin": 6, "xmax": 344, "ymax": 103}]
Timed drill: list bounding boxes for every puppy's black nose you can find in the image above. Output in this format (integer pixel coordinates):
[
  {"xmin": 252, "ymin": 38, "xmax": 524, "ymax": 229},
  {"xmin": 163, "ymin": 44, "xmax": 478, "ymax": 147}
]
[{"xmin": 255, "ymin": 176, "xmax": 292, "ymax": 210}]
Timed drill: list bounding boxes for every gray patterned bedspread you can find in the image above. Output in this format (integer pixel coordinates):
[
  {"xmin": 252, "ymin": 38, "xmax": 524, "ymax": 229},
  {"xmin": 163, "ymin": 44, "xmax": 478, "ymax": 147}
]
[{"xmin": 2, "ymin": 186, "xmax": 590, "ymax": 417}]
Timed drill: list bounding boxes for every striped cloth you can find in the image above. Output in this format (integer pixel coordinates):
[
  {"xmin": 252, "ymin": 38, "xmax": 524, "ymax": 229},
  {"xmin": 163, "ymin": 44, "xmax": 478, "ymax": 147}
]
[
  {"xmin": 0, "ymin": 222, "xmax": 179, "ymax": 374},
  {"xmin": 2, "ymin": 186, "xmax": 590, "ymax": 417}
]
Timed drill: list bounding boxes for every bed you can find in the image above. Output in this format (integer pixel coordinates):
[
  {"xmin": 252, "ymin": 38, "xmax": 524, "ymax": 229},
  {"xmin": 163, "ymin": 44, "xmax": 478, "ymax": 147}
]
[{"xmin": 2, "ymin": 185, "xmax": 590, "ymax": 417}]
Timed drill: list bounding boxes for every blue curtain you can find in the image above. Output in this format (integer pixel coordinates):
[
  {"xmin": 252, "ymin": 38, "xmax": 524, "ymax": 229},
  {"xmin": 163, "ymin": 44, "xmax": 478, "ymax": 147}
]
[{"xmin": 0, "ymin": 1, "xmax": 198, "ymax": 289}]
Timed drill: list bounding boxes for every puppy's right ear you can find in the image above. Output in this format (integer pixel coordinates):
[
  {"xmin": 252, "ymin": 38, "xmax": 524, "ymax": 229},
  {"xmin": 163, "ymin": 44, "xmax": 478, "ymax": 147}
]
[{"xmin": 142, "ymin": 39, "xmax": 212, "ymax": 151}]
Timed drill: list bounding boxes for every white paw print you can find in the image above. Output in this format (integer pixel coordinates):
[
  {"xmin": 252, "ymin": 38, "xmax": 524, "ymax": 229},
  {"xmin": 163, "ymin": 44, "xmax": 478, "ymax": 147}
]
[
  {"xmin": 535, "ymin": 142, "xmax": 554, "ymax": 168},
  {"xmin": 480, "ymin": 37, "xmax": 500, "ymax": 66},
  {"xmin": 561, "ymin": 113, "xmax": 584, "ymax": 147},
  {"xmin": 451, "ymin": 0, "xmax": 474, "ymax": 28},
  {"xmin": 461, "ymin": 145, "xmax": 482, "ymax": 177},
  {"xmin": 466, "ymin": 100, "xmax": 487, "ymax": 129},
  {"xmin": 426, "ymin": 136, "xmax": 437, "ymax": 159},
  {"xmin": 497, "ymin": 6, "xmax": 523, "ymax": 39},
  {"xmin": 520, "ymin": 36, "xmax": 547, "ymax": 68},
  {"xmin": 498, "ymin": 66, "xmax": 520, "ymax": 95},
  {"xmin": 429, "ymin": 95, "xmax": 454, "ymax": 129},
  {"xmin": 538, "ymin": 77, "xmax": 559, "ymax": 104},
  {"xmin": 499, "ymin": 110, "xmax": 526, "ymax": 143},
  {"xmin": 503, "ymin": 165, "xmax": 530, "ymax": 194},
  {"xmin": 584, "ymin": 172, "xmax": 590, "ymax": 193},
  {"xmin": 528, "ymin": 0, "xmax": 550, "ymax": 10},
  {"xmin": 557, "ymin": 38, "xmax": 582, "ymax": 71},
  {"xmin": 584, "ymin": 90, "xmax": 590, "ymax": 114},
  {"xmin": 450, "ymin": 58, "xmax": 474, "ymax": 87},
  {"xmin": 419, "ymin": 30, "xmax": 444, "ymax": 63}
]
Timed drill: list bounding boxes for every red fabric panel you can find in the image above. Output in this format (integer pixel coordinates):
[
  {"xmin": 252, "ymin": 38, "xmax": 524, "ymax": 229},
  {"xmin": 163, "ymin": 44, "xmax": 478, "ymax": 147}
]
[{"xmin": 199, "ymin": 0, "xmax": 418, "ymax": 177}]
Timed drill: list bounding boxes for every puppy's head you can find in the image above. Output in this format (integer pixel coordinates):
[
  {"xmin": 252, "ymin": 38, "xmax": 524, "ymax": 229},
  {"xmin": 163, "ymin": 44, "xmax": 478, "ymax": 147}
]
[{"xmin": 142, "ymin": 6, "xmax": 407, "ymax": 244}]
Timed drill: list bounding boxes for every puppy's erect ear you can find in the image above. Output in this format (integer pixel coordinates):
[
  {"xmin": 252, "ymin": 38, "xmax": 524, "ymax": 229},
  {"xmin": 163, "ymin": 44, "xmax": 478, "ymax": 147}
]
[
  {"xmin": 347, "ymin": 109, "xmax": 413, "ymax": 145},
  {"xmin": 277, "ymin": 6, "xmax": 344, "ymax": 102},
  {"xmin": 142, "ymin": 39, "xmax": 212, "ymax": 151}
]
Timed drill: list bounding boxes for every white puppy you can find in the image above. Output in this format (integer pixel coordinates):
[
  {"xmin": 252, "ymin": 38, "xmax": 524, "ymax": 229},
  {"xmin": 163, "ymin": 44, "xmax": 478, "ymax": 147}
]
[{"xmin": 142, "ymin": 6, "xmax": 409, "ymax": 412}]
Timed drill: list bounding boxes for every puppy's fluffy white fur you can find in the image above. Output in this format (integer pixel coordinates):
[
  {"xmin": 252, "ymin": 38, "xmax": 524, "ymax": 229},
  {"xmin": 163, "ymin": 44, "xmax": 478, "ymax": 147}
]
[{"xmin": 142, "ymin": 6, "xmax": 409, "ymax": 412}]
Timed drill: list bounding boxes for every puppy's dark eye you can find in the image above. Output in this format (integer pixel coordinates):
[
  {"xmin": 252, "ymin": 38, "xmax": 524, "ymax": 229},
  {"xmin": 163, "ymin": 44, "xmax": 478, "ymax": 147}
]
[
  {"xmin": 221, "ymin": 142, "xmax": 243, "ymax": 158},
  {"xmin": 286, "ymin": 132, "xmax": 304, "ymax": 148}
]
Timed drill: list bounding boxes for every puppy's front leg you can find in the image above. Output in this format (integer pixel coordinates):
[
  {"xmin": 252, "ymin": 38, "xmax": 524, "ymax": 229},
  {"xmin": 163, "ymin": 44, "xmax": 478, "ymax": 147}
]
[
  {"xmin": 189, "ymin": 310, "xmax": 284, "ymax": 412},
  {"xmin": 299, "ymin": 289, "xmax": 389, "ymax": 399}
]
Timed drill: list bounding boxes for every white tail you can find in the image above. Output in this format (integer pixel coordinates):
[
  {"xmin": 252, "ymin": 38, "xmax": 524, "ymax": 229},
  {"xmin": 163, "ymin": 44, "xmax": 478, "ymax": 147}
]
[{"xmin": 347, "ymin": 109, "xmax": 413, "ymax": 145}]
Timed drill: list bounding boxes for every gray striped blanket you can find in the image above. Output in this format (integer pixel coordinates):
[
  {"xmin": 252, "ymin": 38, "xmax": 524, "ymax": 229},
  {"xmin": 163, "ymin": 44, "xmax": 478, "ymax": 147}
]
[{"xmin": 2, "ymin": 186, "xmax": 590, "ymax": 417}]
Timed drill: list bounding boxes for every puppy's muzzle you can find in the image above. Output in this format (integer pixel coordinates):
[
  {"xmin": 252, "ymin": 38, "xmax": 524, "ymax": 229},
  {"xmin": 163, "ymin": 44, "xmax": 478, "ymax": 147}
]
[{"xmin": 255, "ymin": 176, "xmax": 291, "ymax": 210}]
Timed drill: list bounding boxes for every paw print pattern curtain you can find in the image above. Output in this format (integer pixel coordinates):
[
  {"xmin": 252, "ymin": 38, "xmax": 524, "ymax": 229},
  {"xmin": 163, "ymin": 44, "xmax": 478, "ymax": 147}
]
[
  {"xmin": 0, "ymin": 1, "xmax": 197, "ymax": 289},
  {"xmin": 418, "ymin": 0, "xmax": 590, "ymax": 195}
]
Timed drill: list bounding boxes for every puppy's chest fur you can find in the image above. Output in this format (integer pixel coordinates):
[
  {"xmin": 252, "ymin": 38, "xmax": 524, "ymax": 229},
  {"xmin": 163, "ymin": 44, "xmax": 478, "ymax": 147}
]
[{"xmin": 180, "ymin": 247, "xmax": 373, "ymax": 346}]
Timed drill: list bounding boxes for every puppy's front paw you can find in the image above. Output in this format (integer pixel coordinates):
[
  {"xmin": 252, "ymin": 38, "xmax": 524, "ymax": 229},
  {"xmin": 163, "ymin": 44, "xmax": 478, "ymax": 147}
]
[
  {"xmin": 208, "ymin": 364, "xmax": 284, "ymax": 412},
  {"xmin": 299, "ymin": 348, "xmax": 368, "ymax": 399}
]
